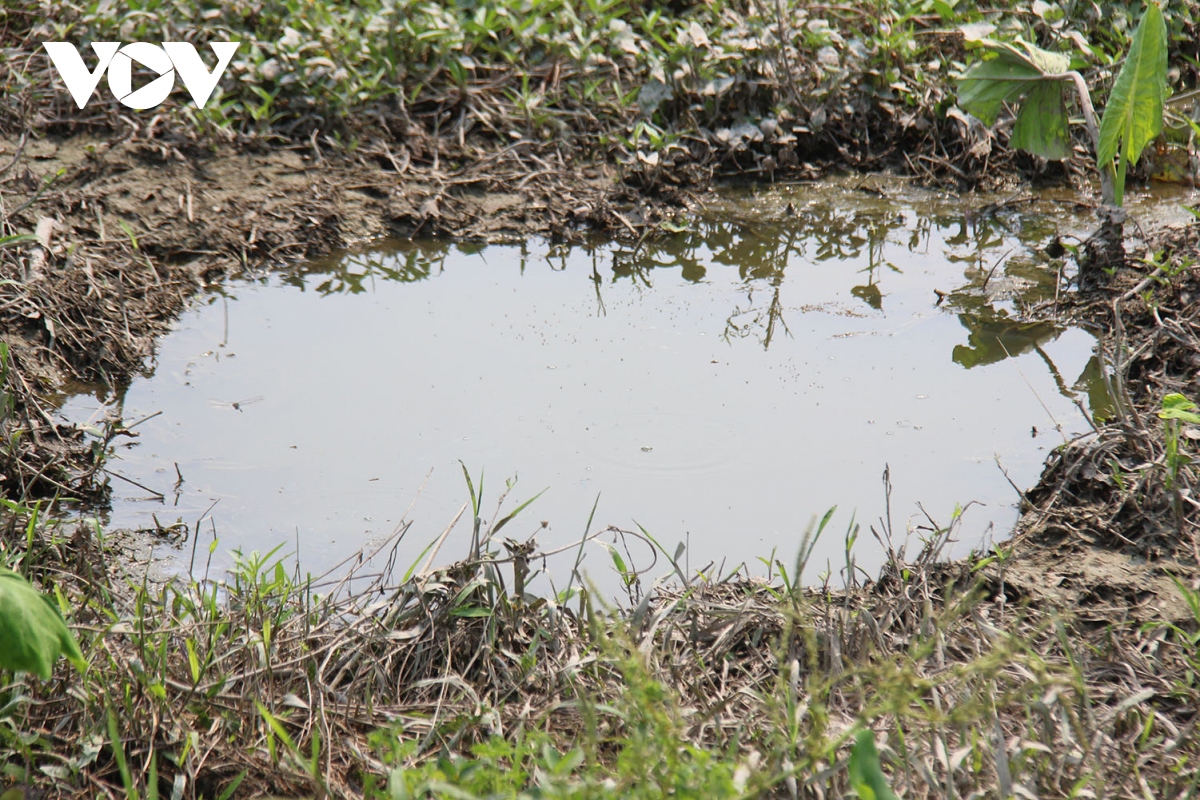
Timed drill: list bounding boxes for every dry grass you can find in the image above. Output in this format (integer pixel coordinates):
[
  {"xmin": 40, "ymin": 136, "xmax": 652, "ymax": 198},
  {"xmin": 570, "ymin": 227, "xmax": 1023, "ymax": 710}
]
[
  {"xmin": 3, "ymin": 444, "xmax": 1200, "ymax": 798},
  {"xmin": 2, "ymin": 0, "xmax": 1200, "ymax": 796}
]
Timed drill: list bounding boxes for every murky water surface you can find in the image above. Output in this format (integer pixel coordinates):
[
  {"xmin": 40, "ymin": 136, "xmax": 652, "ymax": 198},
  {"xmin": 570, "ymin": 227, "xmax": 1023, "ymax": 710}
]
[{"xmin": 64, "ymin": 180, "xmax": 1181, "ymax": 588}]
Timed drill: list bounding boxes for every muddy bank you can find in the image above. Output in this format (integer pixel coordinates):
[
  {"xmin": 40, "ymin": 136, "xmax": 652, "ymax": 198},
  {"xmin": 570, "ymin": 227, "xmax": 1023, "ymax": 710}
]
[
  {"xmin": 2, "ymin": 112, "xmax": 1200, "ymax": 800},
  {"xmin": 4, "ymin": 123, "xmax": 1200, "ymax": 615},
  {"xmin": 1003, "ymin": 221, "xmax": 1200, "ymax": 623},
  {"xmin": 0, "ymin": 130, "xmax": 691, "ymax": 499}
]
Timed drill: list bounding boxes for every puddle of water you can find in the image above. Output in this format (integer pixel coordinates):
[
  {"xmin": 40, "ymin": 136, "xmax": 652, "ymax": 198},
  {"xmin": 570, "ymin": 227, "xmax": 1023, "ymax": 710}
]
[{"xmin": 62, "ymin": 180, "xmax": 1155, "ymax": 591}]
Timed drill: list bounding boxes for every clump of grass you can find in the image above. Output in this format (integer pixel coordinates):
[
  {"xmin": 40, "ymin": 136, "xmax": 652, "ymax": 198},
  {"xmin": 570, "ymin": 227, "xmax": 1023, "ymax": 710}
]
[{"xmin": 2, "ymin": 481, "xmax": 1199, "ymax": 798}]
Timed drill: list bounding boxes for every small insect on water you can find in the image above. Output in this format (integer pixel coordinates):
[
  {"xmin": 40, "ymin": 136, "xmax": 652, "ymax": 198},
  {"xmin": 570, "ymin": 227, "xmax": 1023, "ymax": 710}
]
[{"xmin": 208, "ymin": 396, "xmax": 264, "ymax": 412}]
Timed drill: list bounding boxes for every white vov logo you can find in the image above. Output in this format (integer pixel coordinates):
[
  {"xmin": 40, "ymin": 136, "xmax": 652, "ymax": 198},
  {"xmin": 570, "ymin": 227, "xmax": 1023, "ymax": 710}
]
[{"xmin": 42, "ymin": 42, "xmax": 241, "ymax": 110}]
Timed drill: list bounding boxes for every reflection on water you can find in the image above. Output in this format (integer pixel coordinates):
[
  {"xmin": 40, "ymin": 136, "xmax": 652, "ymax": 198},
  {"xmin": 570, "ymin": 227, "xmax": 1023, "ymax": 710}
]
[
  {"xmin": 297, "ymin": 185, "xmax": 1102, "ymax": 388},
  {"xmin": 62, "ymin": 181, "xmax": 1120, "ymax": 592},
  {"xmin": 952, "ymin": 313, "xmax": 1060, "ymax": 368}
]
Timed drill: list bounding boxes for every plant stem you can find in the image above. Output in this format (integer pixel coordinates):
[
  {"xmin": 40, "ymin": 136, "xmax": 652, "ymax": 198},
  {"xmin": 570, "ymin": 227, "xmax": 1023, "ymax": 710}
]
[
  {"xmin": 1058, "ymin": 70, "xmax": 1117, "ymax": 206},
  {"xmin": 977, "ymin": 70, "xmax": 1117, "ymax": 204}
]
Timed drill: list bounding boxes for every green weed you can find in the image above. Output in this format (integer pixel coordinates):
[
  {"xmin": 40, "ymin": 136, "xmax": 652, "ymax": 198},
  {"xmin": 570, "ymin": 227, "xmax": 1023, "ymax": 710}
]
[{"xmin": 958, "ymin": 1, "xmax": 1168, "ymax": 206}]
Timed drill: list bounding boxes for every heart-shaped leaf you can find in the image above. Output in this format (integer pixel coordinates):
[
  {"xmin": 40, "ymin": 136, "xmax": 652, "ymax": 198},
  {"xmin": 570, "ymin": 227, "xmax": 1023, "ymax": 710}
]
[
  {"xmin": 1012, "ymin": 79, "xmax": 1073, "ymax": 160},
  {"xmin": 958, "ymin": 38, "xmax": 1070, "ymax": 126},
  {"xmin": 1098, "ymin": 2, "xmax": 1167, "ymax": 205},
  {"xmin": 0, "ymin": 567, "xmax": 86, "ymax": 679}
]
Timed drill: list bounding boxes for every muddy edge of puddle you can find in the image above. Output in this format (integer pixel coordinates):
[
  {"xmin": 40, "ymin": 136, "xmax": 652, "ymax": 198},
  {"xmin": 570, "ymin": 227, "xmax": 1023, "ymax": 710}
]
[{"xmin": 1, "ymin": 131, "xmax": 1198, "ymax": 620}]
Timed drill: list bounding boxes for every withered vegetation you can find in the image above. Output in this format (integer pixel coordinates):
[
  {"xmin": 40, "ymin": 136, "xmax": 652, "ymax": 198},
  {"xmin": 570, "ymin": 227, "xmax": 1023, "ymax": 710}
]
[{"xmin": 2, "ymin": 0, "xmax": 1200, "ymax": 796}]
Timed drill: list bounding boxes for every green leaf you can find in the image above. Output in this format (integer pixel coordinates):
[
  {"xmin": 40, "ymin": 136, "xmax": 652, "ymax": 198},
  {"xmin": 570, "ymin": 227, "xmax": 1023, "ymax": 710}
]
[
  {"xmin": 459, "ymin": 461, "xmax": 482, "ymax": 517},
  {"xmin": 1159, "ymin": 393, "xmax": 1200, "ymax": 424},
  {"xmin": 450, "ymin": 606, "xmax": 493, "ymax": 618},
  {"xmin": 958, "ymin": 58, "xmax": 1039, "ymax": 125},
  {"xmin": 1097, "ymin": 2, "xmax": 1167, "ymax": 203},
  {"xmin": 848, "ymin": 729, "xmax": 898, "ymax": 800},
  {"xmin": 958, "ymin": 38, "xmax": 1071, "ymax": 125},
  {"xmin": 1007, "ymin": 39, "xmax": 1071, "ymax": 75},
  {"xmin": 932, "ymin": 0, "xmax": 958, "ymax": 22},
  {"xmin": 1011, "ymin": 80, "xmax": 1073, "ymax": 160},
  {"xmin": 186, "ymin": 638, "xmax": 201, "ymax": 683},
  {"xmin": 491, "ymin": 487, "xmax": 547, "ymax": 536},
  {"xmin": 216, "ymin": 771, "xmax": 246, "ymax": 800},
  {"xmin": 107, "ymin": 706, "xmax": 138, "ymax": 800},
  {"xmin": 599, "ymin": 541, "xmax": 628, "ymax": 575},
  {"xmin": 0, "ymin": 567, "xmax": 85, "ymax": 678},
  {"xmin": 0, "ymin": 234, "xmax": 37, "ymax": 249}
]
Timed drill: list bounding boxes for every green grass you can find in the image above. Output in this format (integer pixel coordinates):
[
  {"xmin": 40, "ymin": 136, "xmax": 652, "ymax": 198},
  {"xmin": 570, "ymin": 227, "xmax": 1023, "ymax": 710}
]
[
  {"xmin": 1, "ymin": 486, "xmax": 1199, "ymax": 798},
  {"xmin": 3, "ymin": 0, "xmax": 1200, "ymax": 796}
]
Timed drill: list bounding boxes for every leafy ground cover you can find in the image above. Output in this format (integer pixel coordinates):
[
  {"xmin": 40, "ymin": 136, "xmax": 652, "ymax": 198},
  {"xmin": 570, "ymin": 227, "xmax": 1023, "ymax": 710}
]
[
  {"xmin": 2, "ymin": 0, "xmax": 1200, "ymax": 796},
  {"xmin": 9, "ymin": 0, "xmax": 1198, "ymax": 189}
]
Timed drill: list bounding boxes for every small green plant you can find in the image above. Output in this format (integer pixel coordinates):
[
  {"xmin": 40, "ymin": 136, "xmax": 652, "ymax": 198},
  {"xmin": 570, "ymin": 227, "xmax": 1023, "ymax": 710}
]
[
  {"xmin": 257, "ymin": 701, "xmax": 328, "ymax": 796},
  {"xmin": 0, "ymin": 342, "xmax": 15, "ymax": 447},
  {"xmin": 1157, "ymin": 392, "xmax": 1200, "ymax": 532},
  {"xmin": 958, "ymin": 1, "xmax": 1168, "ymax": 206},
  {"xmin": 847, "ymin": 729, "xmax": 899, "ymax": 800},
  {"xmin": 1142, "ymin": 248, "xmax": 1193, "ymax": 280}
]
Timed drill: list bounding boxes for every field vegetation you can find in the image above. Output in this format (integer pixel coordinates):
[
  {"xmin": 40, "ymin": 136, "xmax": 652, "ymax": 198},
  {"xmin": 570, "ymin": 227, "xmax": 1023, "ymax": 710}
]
[{"xmin": 2, "ymin": 0, "xmax": 1200, "ymax": 797}]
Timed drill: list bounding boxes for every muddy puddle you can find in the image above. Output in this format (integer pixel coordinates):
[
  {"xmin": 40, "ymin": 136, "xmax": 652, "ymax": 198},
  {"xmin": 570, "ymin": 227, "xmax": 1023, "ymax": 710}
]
[{"xmin": 63, "ymin": 180, "xmax": 1195, "ymax": 591}]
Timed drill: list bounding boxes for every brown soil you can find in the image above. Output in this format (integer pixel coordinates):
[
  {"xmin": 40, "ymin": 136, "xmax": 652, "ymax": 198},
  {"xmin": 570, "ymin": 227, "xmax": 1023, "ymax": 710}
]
[{"xmin": 998, "ymin": 222, "xmax": 1200, "ymax": 625}]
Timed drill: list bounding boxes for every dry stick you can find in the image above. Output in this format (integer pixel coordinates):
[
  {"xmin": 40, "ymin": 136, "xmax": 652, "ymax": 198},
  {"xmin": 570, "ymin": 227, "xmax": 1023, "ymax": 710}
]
[
  {"xmin": 994, "ymin": 455, "xmax": 1029, "ymax": 506},
  {"xmin": 123, "ymin": 409, "xmax": 163, "ymax": 430},
  {"xmin": 381, "ymin": 144, "xmax": 411, "ymax": 175},
  {"xmin": 1110, "ymin": 297, "xmax": 1154, "ymax": 450},
  {"xmin": 1120, "ymin": 264, "xmax": 1168, "ymax": 303},
  {"xmin": 420, "ymin": 500, "xmax": 470, "ymax": 575},
  {"xmin": 1072, "ymin": 396, "xmax": 1101, "ymax": 434},
  {"xmin": 9, "ymin": 358, "xmax": 61, "ymax": 433},
  {"xmin": 0, "ymin": 132, "xmax": 27, "ymax": 181},
  {"xmin": 920, "ymin": 153, "xmax": 967, "ymax": 178},
  {"xmin": 14, "ymin": 455, "xmax": 76, "ymax": 498},
  {"xmin": 980, "ymin": 248, "xmax": 1014, "ymax": 292},
  {"xmin": 101, "ymin": 467, "xmax": 164, "ymax": 499}
]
